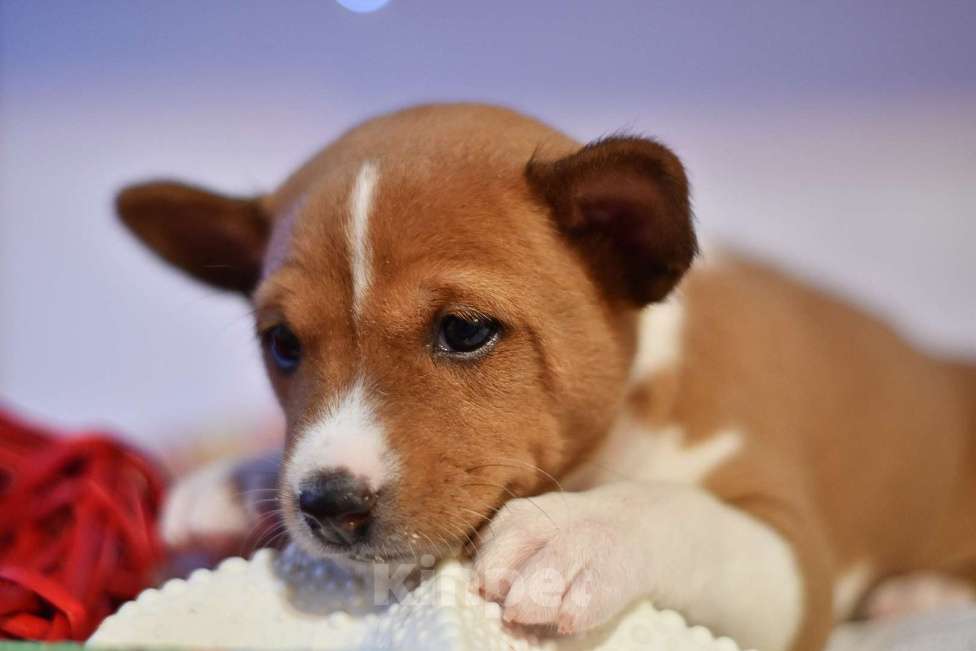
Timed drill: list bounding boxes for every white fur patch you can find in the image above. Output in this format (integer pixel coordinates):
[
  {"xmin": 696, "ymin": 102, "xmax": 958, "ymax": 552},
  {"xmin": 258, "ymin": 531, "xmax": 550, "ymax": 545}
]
[
  {"xmin": 863, "ymin": 572, "xmax": 976, "ymax": 620},
  {"xmin": 563, "ymin": 418, "xmax": 743, "ymax": 490},
  {"xmin": 347, "ymin": 161, "xmax": 379, "ymax": 318},
  {"xmin": 629, "ymin": 297, "xmax": 685, "ymax": 381},
  {"xmin": 475, "ymin": 481, "xmax": 803, "ymax": 651},
  {"xmin": 285, "ymin": 380, "xmax": 395, "ymax": 493},
  {"xmin": 654, "ymin": 485, "xmax": 804, "ymax": 651},
  {"xmin": 833, "ymin": 562, "xmax": 874, "ymax": 621},
  {"xmin": 161, "ymin": 458, "xmax": 250, "ymax": 546}
]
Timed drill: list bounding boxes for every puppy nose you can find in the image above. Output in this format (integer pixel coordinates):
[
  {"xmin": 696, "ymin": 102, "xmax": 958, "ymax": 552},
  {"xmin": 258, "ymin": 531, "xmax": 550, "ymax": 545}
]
[{"xmin": 297, "ymin": 470, "xmax": 376, "ymax": 546}]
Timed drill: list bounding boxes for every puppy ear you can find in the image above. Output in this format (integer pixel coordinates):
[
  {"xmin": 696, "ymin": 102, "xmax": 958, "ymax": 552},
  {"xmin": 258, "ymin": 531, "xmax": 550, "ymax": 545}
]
[
  {"xmin": 115, "ymin": 181, "xmax": 270, "ymax": 294},
  {"xmin": 526, "ymin": 137, "xmax": 697, "ymax": 306}
]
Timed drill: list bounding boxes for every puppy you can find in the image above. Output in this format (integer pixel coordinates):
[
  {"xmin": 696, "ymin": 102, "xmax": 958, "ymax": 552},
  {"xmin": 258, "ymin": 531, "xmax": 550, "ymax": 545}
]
[{"xmin": 117, "ymin": 103, "xmax": 976, "ymax": 651}]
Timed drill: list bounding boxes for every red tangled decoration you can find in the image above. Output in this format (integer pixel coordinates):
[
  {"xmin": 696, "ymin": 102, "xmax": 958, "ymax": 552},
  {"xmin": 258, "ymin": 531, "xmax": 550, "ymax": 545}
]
[{"xmin": 0, "ymin": 409, "xmax": 166, "ymax": 641}]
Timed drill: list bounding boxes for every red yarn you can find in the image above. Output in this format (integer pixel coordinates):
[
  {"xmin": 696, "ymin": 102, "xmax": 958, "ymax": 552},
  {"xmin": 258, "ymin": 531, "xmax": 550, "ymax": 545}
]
[{"xmin": 0, "ymin": 409, "xmax": 166, "ymax": 641}]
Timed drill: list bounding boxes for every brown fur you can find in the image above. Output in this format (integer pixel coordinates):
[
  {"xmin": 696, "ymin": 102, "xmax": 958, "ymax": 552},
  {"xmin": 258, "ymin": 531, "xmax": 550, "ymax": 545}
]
[
  {"xmin": 117, "ymin": 103, "xmax": 975, "ymax": 651},
  {"xmin": 252, "ymin": 106, "xmax": 639, "ymax": 559},
  {"xmin": 672, "ymin": 256, "xmax": 976, "ymax": 649},
  {"xmin": 116, "ymin": 181, "xmax": 268, "ymax": 292}
]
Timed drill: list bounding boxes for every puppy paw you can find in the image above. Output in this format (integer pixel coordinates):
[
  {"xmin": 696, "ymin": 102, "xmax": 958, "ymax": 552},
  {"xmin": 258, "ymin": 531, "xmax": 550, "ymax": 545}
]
[
  {"xmin": 471, "ymin": 492, "xmax": 633, "ymax": 634},
  {"xmin": 863, "ymin": 572, "xmax": 976, "ymax": 620},
  {"xmin": 161, "ymin": 458, "xmax": 253, "ymax": 550}
]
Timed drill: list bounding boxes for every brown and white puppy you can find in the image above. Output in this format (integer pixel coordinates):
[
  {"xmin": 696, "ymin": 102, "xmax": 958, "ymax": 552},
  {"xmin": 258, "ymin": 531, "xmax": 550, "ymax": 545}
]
[{"xmin": 118, "ymin": 104, "xmax": 976, "ymax": 651}]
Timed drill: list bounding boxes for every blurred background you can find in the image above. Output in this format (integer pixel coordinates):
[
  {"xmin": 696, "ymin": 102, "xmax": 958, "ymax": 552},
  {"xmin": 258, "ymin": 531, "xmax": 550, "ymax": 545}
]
[{"xmin": 1, "ymin": 0, "xmax": 974, "ymax": 452}]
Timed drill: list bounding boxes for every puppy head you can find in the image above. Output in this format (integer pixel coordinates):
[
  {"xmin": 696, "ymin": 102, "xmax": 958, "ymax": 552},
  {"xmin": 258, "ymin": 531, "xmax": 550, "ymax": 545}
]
[{"xmin": 117, "ymin": 105, "xmax": 696, "ymax": 561}]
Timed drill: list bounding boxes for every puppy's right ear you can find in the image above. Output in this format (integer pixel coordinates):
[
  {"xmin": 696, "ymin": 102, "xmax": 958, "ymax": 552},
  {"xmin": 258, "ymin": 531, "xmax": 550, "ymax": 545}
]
[
  {"xmin": 526, "ymin": 137, "xmax": 696, "ymax": 306},
  {"xmin": 116, "ymin": 181, "xmax": 269, "ymax": 294}
]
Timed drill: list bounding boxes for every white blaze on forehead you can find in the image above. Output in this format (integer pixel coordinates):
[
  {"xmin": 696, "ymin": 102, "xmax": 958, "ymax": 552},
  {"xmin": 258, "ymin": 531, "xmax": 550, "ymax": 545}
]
[
  {"xmin": 285, "ymin": 380, "xmax": 397, "ymax": 493},
  {"xmin": 347, "ymin": 161, "xmax": 380, "ymax": 318}
]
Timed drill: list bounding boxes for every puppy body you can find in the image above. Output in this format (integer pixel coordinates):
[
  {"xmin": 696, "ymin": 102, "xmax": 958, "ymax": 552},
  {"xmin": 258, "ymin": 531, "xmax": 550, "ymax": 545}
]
[
  {"xmin": 120, "ymin": 104, "xmax": 976, "ymax": 651},
  {"xmin": 557, "ymin": 257, "xmax": 976, "ymax": 650}
]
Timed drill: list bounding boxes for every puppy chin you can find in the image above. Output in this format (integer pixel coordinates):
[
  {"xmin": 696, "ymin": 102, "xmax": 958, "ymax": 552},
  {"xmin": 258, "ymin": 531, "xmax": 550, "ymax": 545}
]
[
  {"xmin": 284, "ymin": 523, "xmax": 368, "ymax": 575},
  {"xmin": 286, "ymin": 516, "xmax": 351, "ymax": 557}
]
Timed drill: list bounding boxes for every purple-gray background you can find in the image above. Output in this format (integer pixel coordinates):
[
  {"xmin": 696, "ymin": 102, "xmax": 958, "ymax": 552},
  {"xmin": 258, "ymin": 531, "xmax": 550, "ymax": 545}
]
[{"xmin": 2, "ymin": 1, "xmax": 974, "ymax": 447}]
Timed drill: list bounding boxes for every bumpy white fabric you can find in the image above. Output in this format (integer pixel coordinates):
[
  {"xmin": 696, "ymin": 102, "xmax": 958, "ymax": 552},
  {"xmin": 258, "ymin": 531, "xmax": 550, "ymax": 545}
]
[{"xmin": 89, "ymin": 545, "xmax": 750, "ymax": 651}]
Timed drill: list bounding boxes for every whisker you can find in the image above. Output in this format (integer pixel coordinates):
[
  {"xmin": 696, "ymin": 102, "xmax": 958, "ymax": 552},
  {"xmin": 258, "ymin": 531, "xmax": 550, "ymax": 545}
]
[
  {"xmin": 245, "ymin": 498, "xmax": 284, "ymax": 507},
  {"xmin": 241, "ymin": 523, "xmax": 278, "ymax": 556},
  {"xmin": 417, "ymin": 530, "xmax": 442, "ymax": 556},
  {"xmin": 401, "ymin": 531, "xmax": 420, "ymax": 566},
  {"xmin": 429, "ymin": 528, "xmax": 454, "ymax": 557},
  {"xmin": 438, "ymin": 517, "xmax": 476, "ymax": 552},
  {"xmin": 466, "ymin": 457, "xmax": 566, "ymax": 495},
  {"xmin": 262, "ymin": 527, "xmax": 292, "ymax": 551},
  {"xmin": 240, "ymin": 513, "xmax": 287, "ymax": 556},
  {"xmin": 240, "ymin": 487, "xmax": 281, "ymax": 495},
  {"xmin": 461, "ymin": 481, "xmax": 558, "ymax": 531},
  {"xmin": 456, "ymin": 507, "xmax": 495, "ymax": 543}
]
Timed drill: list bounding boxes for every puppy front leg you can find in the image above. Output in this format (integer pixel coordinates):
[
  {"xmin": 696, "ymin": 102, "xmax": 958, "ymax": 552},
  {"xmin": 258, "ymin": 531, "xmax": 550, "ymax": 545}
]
[
  {"xmin": 162, "ymin": 451, "xmax": 282, "ymax": 552},
  {"xmin": 473, "ymin": 481, "xmax": 815, "ymax": 651}
]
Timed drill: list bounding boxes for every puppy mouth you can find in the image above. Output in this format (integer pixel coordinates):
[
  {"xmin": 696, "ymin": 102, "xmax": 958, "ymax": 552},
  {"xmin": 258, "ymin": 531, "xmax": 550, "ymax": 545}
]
[
  {"xmin": 302, "ymin": 512, "xmax": 370, "ymax": 548},
  {"xmin": 281, "ymin": 483, "xmax": 489, "ymax": 563},
  {"xmin": 302, "ymin": 537, "xmax": 451, "ymax": 565},
  {"xmin": 287, "ymin": 516, "xmax": 464, "ymax": 564}
]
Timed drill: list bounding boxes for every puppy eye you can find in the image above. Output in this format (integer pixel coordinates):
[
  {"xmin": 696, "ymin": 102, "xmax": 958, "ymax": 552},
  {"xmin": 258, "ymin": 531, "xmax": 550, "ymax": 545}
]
[
  {"xmin": 263, "ymin": 324, "xmax": 301, "ymax": 372},
  {"xmin": 437, "ymin": 314, "xmax": 500, "ymax": 356}
]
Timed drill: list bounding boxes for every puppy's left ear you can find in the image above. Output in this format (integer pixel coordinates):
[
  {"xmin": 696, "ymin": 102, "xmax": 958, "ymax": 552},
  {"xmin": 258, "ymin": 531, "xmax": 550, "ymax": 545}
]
[
  {"xmin": 526, "ymin": 137, "xmax": 697, "ymax": 306},
  {"xmin": 115, "ymin": 180, "xmax": 269, "ymax": 294}
]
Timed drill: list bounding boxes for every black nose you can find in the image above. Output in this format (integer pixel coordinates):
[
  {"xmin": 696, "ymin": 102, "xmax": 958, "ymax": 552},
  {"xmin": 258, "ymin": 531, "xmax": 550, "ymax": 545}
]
[{"xmin": 297, "ymin": 470, "xmax": 376, "ymax": 546}]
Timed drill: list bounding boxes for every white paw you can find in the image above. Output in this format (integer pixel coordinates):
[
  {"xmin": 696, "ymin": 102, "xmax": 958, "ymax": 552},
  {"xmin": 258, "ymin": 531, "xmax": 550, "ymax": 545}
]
[
  {"xmin": 161, "ymin": 459, "xmax": 252, "ymax": 549},
  {"xmin": 472, "ymin": 491, "xmax": 635, "ymax": 634},
  {"xmin": 863, "ymin": 572, "xmax": 976, "ymax": 620}
]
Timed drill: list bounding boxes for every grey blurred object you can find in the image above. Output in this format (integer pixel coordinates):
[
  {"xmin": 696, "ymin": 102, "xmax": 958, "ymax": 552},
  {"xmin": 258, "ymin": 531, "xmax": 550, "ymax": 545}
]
[{"xmin": 828, "ymin": 608, "xmax": 976, "ymax": 651}]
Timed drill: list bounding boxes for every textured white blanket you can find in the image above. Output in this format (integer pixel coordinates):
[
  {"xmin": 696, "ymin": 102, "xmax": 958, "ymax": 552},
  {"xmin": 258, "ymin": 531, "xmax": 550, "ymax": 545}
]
[
  {"xmin": 89, "ymin": 543, "xmax": 976, "ymax": 650},
  {"xmin": 89, "ymin": 545, "xmax": 750, "ymax": 651}
]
